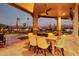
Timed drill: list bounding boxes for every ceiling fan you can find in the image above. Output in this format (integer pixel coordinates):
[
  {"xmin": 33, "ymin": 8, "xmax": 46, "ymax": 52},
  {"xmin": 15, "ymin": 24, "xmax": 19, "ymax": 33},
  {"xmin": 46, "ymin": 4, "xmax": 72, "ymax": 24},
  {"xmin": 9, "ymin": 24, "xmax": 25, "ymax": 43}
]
[
  {"xmin": 39, "ymin": 7, "xmax": 56, "ymax": 15},
  {"xmin": 45, "ymin": 8, "xmax": 52, "ymax": 15}
]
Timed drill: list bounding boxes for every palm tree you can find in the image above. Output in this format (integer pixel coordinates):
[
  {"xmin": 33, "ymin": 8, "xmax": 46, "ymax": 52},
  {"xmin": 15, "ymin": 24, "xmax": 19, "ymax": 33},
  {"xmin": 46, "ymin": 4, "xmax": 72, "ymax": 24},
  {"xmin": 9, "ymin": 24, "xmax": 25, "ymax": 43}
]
[
  {"xmin": 26, "ymin": 17, "xmax": 29, "ymax": 28},
  {"xmin": 23, "ymin": 23, "xmax": 26, "ymax": 29},
  {"xmin": 16, "ymin": 17, "xmax": 20, "ymax": 31}
]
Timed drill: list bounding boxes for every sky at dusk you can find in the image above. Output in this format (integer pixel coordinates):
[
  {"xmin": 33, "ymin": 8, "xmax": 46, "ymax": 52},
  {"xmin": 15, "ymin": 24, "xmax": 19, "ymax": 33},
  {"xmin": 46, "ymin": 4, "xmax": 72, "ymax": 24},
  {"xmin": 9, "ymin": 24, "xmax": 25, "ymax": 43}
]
[{"xmin": 0, "ymin": 3, "xmax": 73, "ymax": 27}]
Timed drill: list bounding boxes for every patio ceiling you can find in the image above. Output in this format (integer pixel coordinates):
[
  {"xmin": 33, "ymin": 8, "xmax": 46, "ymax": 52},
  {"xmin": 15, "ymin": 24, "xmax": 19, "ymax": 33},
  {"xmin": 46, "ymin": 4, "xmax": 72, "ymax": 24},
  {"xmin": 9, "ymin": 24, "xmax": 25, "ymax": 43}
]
[
  {"xmin": 9, "ymin": 3, "xmax": 77, "ymax": 19},
  {"xmin": 9, "ymin": 3, "xmax": 34, "ymax": 15}
]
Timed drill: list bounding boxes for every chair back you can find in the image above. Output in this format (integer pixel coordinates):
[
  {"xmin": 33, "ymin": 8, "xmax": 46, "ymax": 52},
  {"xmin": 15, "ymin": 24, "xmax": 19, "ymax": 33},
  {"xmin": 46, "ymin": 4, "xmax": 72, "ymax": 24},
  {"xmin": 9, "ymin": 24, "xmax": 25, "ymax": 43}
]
[
  {"xmin": 28, "ymin": 33, "xmax": 33, "ymax": 36},
  {"xmin": 28, "ymin": 35, "xmax": 37, "ymax": 46},
  {"xmin": 56, "ymin": 35, "xmax": 66, "ymax": 48},
  {"xmin": 48, "ymin": 33, "xmax": 54, "ymax": 37},
  {"xmin": 37, "ymin": 36, "xmax": 49, "ymax": 49},
  {"xmin": 48, "ymin": 33, "xmax": 56, "ymax": 39}
]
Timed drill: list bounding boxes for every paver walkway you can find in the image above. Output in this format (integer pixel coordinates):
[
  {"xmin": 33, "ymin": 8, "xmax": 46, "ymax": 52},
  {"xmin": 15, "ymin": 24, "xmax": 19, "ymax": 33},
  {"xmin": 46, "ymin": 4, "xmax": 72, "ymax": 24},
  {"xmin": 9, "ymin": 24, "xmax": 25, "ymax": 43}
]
[{"xmin": 0, "ymin": 35, "xmax": 79, "ymax": 56}]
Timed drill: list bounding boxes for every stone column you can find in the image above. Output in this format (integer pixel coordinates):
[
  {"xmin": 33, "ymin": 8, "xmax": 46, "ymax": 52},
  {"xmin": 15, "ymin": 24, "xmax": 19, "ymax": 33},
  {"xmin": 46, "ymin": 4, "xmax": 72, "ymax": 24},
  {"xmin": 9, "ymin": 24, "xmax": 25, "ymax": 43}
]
[
  {"xmin": 33, "ymin": 4, "xmax": 40, "ymax": 35},
  {"xmin": 57, "ymin": 16, "xmax": 62, "ymax": 36},
  {"xmin": 33, "ymin": 13, "xmax": 38, "ymax": 35},
  {"xmin": 73, "ymin": 4, "xmax": 79, "ymax": 36}
]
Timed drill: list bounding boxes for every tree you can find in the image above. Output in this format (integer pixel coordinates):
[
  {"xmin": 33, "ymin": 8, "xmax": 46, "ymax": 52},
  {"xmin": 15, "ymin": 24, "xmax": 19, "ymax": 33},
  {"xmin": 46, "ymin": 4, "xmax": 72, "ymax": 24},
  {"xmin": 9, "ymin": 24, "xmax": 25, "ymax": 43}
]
[
  {"xmin": 0, "ymin": 24, "xmax": 8, "ymax": 32},
  {"xmin": 26, "ymin": 17, "xmax": 29, "ymax": 28},
  {"xmin": 16, "ymin": 17, "xmax": 20, "ymax": 31},
  {"xmin": 23, "ymin": 23, "xmax": 26, "ymax": 29},
  {"xmin": 0, "ymin": 24, "xmax": 7, "ymax": 28},
  {"xmin": 27, "ymin": 17, "xmax": 29, "ymax": 20}
]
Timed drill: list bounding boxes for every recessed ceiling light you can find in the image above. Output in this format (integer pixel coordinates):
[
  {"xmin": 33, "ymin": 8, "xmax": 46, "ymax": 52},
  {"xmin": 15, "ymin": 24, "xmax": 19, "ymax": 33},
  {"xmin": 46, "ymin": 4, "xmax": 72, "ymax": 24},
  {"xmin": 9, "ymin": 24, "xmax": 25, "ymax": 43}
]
[{"xmin": 62, "ymin": 12, "xmax": 65, "ymax": 16}]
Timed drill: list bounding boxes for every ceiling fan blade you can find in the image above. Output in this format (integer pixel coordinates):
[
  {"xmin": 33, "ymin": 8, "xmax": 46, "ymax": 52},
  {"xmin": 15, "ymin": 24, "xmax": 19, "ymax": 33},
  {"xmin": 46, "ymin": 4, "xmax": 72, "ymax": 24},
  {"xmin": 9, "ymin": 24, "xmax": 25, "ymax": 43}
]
[
  {"xmin": 45, "ymin": 8, "xmax": 52, "ymax": 15},
  {"xmin": 46, "ymin": 8, "xmax": 52, "ymax": 12},
  {"xmin": 46, "ymin": 11, "xmax": 48, "ymax": 15}
]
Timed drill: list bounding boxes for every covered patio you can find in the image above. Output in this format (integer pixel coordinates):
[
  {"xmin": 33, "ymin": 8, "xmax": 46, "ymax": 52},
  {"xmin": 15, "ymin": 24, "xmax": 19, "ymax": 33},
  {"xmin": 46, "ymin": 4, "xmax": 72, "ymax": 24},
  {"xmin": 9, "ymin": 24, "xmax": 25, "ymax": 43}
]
[
  {"xmin": 0, "ymin": 3, "xmax": 78, "ymax": 56},
  {"xmin": 10, "ymin": 3, "xmax": 79, "ymax": 36}
]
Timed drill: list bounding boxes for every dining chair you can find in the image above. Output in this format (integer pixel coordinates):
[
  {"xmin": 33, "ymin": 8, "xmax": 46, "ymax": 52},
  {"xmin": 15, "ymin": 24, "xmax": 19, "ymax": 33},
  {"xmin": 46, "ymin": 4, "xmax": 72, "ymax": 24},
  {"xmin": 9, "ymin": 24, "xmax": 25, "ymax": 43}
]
[
  {"xmin": 48, "ymin": 33, "xmax": 56, "ymax": 40},
  {"xmin": 26, "ymin": 33, "xmax": 33, "ymax": 48},
  {"xmin": 48, "ymin": 33, "xmax": 54, "ymax": 36},
  {"xmin": 54, "ymin": 35, "xmax": 66, "ymax": 56},
  {"xmin": 37, "ymin": 36, "xmax": 51, "ymax": 56},
  {"xmin": 28, "ymin": 33, "xmax": 37, "ymax": 53},
  {"xmin": 28, "ymin": 33, "xmax": 33, "ymax": 36}
]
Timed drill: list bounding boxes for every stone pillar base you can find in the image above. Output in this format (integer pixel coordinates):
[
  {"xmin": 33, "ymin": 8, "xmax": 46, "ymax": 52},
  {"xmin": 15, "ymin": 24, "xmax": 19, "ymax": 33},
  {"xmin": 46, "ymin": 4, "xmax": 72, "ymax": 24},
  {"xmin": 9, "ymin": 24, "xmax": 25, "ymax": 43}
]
[
  {"xmin": 33, "ymin": 30, "xmax": 38, "ymax": 35},
  {"xmin": 56, "ymin": 30, "xmax": 62, "ymax": 36}
]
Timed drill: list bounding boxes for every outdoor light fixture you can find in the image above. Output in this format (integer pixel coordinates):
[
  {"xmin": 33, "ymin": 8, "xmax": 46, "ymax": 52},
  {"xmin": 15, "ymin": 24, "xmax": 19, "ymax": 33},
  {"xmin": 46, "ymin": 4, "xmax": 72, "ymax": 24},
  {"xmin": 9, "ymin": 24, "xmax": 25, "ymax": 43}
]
[
  {"xmin": 62, "ymin": 12, "xmax": 65, "ymax": 16},
  {"xmin": 69, "ymin": 8, "xmax": 74, "ymax": 20}
]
